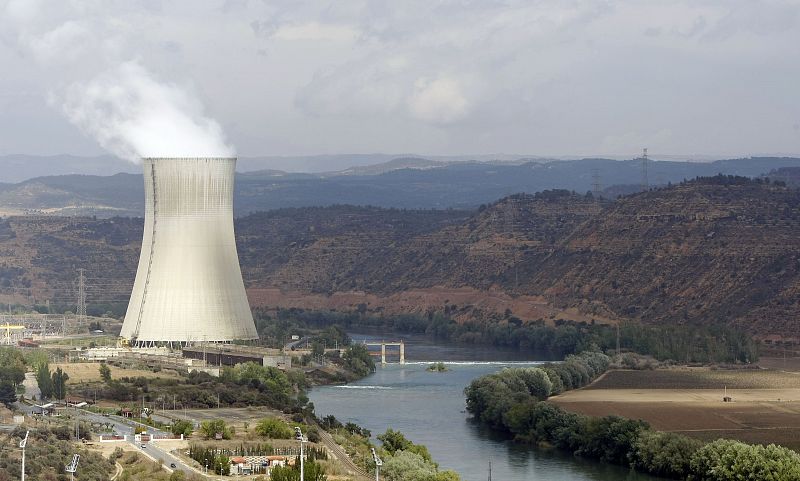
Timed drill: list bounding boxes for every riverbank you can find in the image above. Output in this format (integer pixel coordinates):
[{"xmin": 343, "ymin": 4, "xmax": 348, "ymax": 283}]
[{"xmin": 551, "ymin": 362, "xmax": 800, "ymax": 450}]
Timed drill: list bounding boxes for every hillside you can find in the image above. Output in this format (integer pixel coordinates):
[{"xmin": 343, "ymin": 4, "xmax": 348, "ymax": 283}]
[
  {"xmin": 0, "ymin": 177, "xmax": 798, "ymax": 337},
  {"xmin": 0, "ymin": 156, "xmax": 799, "ymax": 216}
]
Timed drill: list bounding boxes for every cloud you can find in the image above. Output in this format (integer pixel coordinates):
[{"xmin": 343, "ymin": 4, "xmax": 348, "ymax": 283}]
[
  {"xmin": 273, "ymin": 22, "xmax": 359, "ymax": 42},
  {"xmin": 2, "ymin": 1, "xmax": 234, "ymax": 162},
  {"xmin": 26, "ymin": 20, "xmax": 91, "ymax": 63},
  {"xmin": 407, "ymin": 77, "xmax": 468, "ymax": 124},
  {"xmin": 1, "ymin": 0, "xmax": 799, "ymax": 158},
  {"xmin": 60, "ymin": 61, "xmax": 234, "ymax": 162}
]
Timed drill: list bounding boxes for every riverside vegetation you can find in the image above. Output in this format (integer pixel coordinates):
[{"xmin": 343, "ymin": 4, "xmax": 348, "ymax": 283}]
[
  {"xmin": 256, "ymin": 308, "xmax": 759, "ymax": 363},
  {"xmin": 464, "ymin": 351, "xmax": 800, "ymax": 480}
]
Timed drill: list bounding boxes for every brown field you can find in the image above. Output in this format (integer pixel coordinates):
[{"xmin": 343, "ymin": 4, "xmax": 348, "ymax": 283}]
[
  {"xmin": 587, "ymin": 367, "xmax": 800, "ymax": 390},
  {"xmin": 51, "ymin": 362, "xmax": 181, "ymax": 384},
  {"xmin": 551, "ymin": 364, "xmax": 800, "ymax": 450}
]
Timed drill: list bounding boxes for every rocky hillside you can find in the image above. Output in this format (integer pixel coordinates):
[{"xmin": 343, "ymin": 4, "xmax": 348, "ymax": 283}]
[{"xmin": 0, "ymin": 177, "xmax": 798, "ymax": 336}]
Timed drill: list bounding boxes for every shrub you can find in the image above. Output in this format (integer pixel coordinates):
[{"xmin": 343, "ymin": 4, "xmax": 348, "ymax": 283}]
[
  {"xmin": 632, "ymin": 431, "xmax": 701, "ymax": 479},
  {"xmin": 254, "ymin": 417, "xmax": 293, "ymax": 439},
  {"xmin": 689, "ymin": 439, "xmax": 800, "ymax": 481}
]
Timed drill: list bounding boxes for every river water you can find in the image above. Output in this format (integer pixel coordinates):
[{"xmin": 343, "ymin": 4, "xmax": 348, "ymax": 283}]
[{"xmin": 309, "ymin": 332, "xmax": 661, "ymax": 481}]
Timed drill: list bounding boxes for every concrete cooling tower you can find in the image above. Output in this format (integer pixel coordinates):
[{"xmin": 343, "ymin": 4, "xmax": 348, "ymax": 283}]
[{"xmin": 120, "ymin": 157, "xmax": 258, "ymax": 346}]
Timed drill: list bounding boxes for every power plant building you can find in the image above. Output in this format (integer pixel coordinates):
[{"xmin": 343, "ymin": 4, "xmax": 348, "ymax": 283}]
[{"xmin": 120, "ymin": 157, "xmax": 258, "ymax": 346}]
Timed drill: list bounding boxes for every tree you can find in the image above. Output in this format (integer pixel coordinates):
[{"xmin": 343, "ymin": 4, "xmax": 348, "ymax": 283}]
[
  {"xmin": 171, "ymin": 420, "xmax": 193, "ymax": 437},
  {"xmin": 254, "ymin": 417, "xmax": 293, "ymax": 439},
  {"xmin": 199, "ymin": 419, "xmax": 231, "ymax": 440},
  {"xmin": 99, "ymin": 363, "xmax": 112, "ymax": 383},
  {"xmin": 632, "ymin": 431, "xmax": 702, "ymax": 479},
  {"xmin": 378, "ymin": 429, "xmax": 433, "ymax": 463},
  {"xmin": 342, "ymin": 344, "xmax": 375, "ymax": 377},
  {"xmin": 51, "ymin": 367, "xmax": 69, "ymax": 400},
  {"xmin": 36, "ymin": 362, "xmax": 53, "ymax": 399},
  {"xmin": 270, "ymin": 459, "xmax": 327, "ymax": 481},
  {"xmin": 690, "ymin": 439, "xmax": 800, "ymax": 480},
  {"xmin": 0, "ymin": 348, "xmax": 26, "ymax": 388},
  {"xmin": 0, "ymin": 382, "xmax": 17, "ymax": 407},
  {"xmin": 381, "ymin": 451, "xmax": 437, "ymax": 481}
]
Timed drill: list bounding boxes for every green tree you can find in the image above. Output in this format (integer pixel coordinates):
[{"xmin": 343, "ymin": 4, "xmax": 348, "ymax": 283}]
[
  {"xmin": 378, "ymin": 429, "xmax": 433, "ymax": 463},
  {"xmin": 0, "ymin": 382, "xmax": 17, "ymax": 407},
  {"xmin": 254, "ymin": 417, "xmax": 293, "ymax": 439},
  {"xmin": 36, "ymin": 362, "xmax": 53, "ymax": 399},
  {"xmin": 171, "ymin": 420, "xmax": 193, "ymax": 437},
  {"xmin": 690, "ymin": 439, "xmax": 800, "ymax": 481},
  {"xmin": 51, "ymin": 367, "xmax": 69, "ymax": 400},
  {"xmin": 199, "ymin": 419, "xmax": 231, "ymax": 440},
  {"xmin": 270, "ymin": 459, "xmax": 327, "ymax": 481},
  {"xmin": 342, "ymin": 344, "xmax": 375, "ymax": 377},
  {"xmin": 632, "ymin": 431, "xmax": 702, "ymax": 479},
  {"xmin": 381, "ymin": 451, "xmax": 438, "ymax": 481},
  {"xmin": 0, "ymin": 347, "xmax": 26, "ymax": 387},
  {"xmin": 99, "ymin": 363, "xmax": 112, "ymax": 383}
]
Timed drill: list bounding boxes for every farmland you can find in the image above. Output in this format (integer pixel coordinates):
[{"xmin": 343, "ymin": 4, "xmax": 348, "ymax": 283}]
[{"xmin": 551, "ymin": 360, "xmax": 800, "ymax": 450}]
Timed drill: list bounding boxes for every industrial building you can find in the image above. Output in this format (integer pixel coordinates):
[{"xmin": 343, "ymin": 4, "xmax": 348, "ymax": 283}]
[{"xmin": 120, "ymin": 157, "xmax": 258, "ymax": 346}]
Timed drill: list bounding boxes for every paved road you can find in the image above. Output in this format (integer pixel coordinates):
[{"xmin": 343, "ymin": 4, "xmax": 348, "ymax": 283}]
[{"xmin": 22, "ymin": 373, "xmax": 40, "ymax": 400}]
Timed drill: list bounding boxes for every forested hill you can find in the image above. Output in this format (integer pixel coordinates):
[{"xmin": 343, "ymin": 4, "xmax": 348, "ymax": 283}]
[{"xmin": 0, "ymin": 176, "xmax": 798, "ymax": 337}]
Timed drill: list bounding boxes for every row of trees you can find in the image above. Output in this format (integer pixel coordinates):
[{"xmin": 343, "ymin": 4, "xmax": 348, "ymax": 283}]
[
  {"xmin": 35, "ymin": 362, "xmax": 69, "ymax": 400},
  {"xmin": 464, "ymin": 352, "xmax": 800, "ymax": 479},
  {"xmin": 257, "ymin": 307, "xmax": 759, "ymax": 363},
  {"xmin": 186, "ymin": 445, "xmax": 231, "ymax": 475},
  {"xmin": 464, "ymin": 351, "xmax": 610, "ymax": 429}
]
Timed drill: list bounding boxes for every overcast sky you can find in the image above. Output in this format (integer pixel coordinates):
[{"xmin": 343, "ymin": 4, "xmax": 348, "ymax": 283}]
[{"xmin": 1, "ymin": 0, "xmax": 799, "ymax": 160}]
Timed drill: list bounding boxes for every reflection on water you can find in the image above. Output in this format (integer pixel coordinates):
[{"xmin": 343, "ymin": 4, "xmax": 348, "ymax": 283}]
[{"xmin": 310, "ymin": 332, "xmax": 662, "ymax": 481}]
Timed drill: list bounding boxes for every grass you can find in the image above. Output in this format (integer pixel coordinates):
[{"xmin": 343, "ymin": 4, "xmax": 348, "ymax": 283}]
[{"xmin": 51, "ymin": 362, "xmax": 181, "ymax": 384}]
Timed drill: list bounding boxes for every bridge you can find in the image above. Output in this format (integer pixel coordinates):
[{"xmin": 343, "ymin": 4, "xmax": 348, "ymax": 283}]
[{"xmin": 360, "ymin": 340, "xmax": 405, "ymax": 365}]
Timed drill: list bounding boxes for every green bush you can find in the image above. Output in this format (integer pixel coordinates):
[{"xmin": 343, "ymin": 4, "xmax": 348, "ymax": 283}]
[
  {"xmin": 632, "ymin": 431, "xmax": 701, "ymax": 479},
  {"xmin": 171, "ymin": 420, "xmax": 194, "ymax": 437},
  {"xmin": 199, "ymin": 420, "xmax": 231, "ymax": 440},
  {"xmin": 690, "ymin": 439, "xmax": 800, "ymax": 481},
  {"xmin": 254, "ymin": 417, "xmax": 293, "ymax": 439},
  {"xmin": 378, "ymin": 429, "xmax": 433, "ymax": 463}
]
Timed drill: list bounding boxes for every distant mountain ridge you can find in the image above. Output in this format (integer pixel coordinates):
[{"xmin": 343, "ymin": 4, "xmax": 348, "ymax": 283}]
[{"xmin": 1, "ymin": 156, "xmax": 799, "ymax": 217}]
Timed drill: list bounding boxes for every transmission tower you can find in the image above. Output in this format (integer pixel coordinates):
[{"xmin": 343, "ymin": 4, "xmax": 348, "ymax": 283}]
[
  {"xmin": 641, "ymin": 147, "xmax": 649, "ymax": 191},
  {"xmin": 591, "ymin": 168, "xmax": 602, "ymax": 198},
  {"xmin": 77, "ymin": 269, "xmax": 86, "ymax": 326}
]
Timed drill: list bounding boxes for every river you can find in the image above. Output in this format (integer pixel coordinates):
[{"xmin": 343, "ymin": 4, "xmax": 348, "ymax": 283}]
[{"xmin": 309, "ymin": 332, "xmax": 661, "ymax": 481}]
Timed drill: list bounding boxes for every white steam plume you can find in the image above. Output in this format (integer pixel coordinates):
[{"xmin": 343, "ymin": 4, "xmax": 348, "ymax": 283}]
[
  {"xmin": 2, "ymin": 2, "xmax": 234, "ymax": 162},
  {"xmin": 60, "ymin": 61, "xmax": 234, "ymax": 162}
]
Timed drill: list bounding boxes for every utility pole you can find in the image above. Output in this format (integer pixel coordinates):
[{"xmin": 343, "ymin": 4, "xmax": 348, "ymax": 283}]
[
  {"xmin": 295, "ymin": 427, "xmax": 307, "ymax": 481},
  {"xmin": 77, "ymin": 269, "xmax": 86, "ymax": 326},
  {"xmin": 616, "ymin": 323, "xmax": 621, "ymax": 357},
  {"xmin": 20, "ymin": 430, "xmax": 29, "ymax": 481}
]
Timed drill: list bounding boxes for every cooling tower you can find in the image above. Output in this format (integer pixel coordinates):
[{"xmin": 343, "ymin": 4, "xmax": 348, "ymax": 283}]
[{"xmin": 120, "ymin": 157, "xmax": 258, "ymax": 346}]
